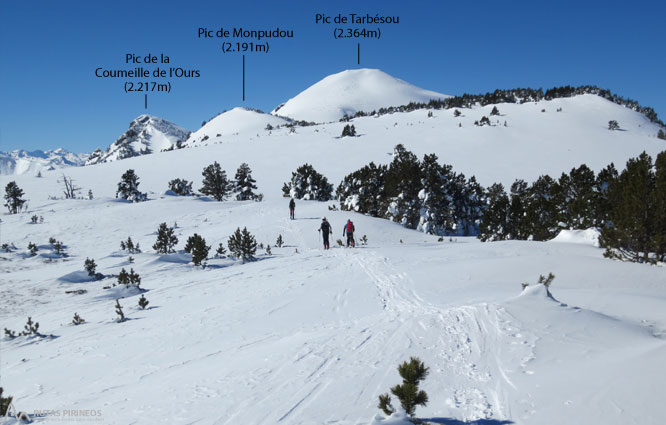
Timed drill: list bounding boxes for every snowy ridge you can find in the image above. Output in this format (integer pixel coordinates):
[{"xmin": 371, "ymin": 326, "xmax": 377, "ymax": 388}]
[
  {"xmin": 86, "ymin": 115, "xmax": 190, "ymax": 165},
  {"xmin": 0, "ymin": 148, "xmax": 87, "ymax": 176},
  {"xmin": 185, "ymin": 107, "xmax": 290, "ymax": 147},
  {"xmin": 271, "ymin": 68, "xmax": 448, "ymax": 123}
]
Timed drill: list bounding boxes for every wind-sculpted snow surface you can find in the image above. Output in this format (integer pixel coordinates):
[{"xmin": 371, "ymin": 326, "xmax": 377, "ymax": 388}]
[{"xmin": 1, "ymin": 196, "xmax": 665, "ymax": 424}]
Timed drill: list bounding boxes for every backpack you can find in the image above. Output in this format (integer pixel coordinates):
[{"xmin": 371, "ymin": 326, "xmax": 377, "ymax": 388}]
[{"xmin": 347, "ymin": 221, "xmax": 354, "ymax": 233}]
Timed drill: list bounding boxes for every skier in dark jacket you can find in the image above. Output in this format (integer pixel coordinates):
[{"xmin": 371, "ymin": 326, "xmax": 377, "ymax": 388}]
[
  {"xmin": 343, "ymin": 219, "xmax": 355, "ymax": 247},
  {"xmin": 319, "ymin": 217, "xmax": 332, "ymax": 249},
  {"xmin": 289, "ymin": 198, "xmax": 295, "ymax": 220}
]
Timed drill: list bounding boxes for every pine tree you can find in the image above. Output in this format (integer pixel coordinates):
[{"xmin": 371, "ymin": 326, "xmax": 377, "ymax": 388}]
[
  {"xmin": 153, "ymin": 222, "xmax": 178, "ymax": 254},
  {"xmin": 341, "ymin": 124, "xmax": 357, "ymax": 137},
  {"xmin": 4, "ymin": 181, "xmax": 25, "ymax": 214},
  {"xmin": 600, "ymin": 152, "xmax": 656, "ymax": 262},
  {"xmin": 608, "ymin": 120, "xmax": 620, "ymax": 130},
  {"xmin": 121, "ymin": 236, "xmax": 141, "ymax": 253},
  {"xmin": 168, "ymin": 178, "xmax": 193, "ymax": 196},
  {"xmin": 523, "ymin": 175, "xmax": 559, "ymax": 241},
  {"xmin": 658, "ymin": 129, "xmax": 666, "ymax": 140},
  {"xmin": 508, "ymin": 180, "xmax": 529, "ymax": 239},
  {"xmin": 200, "ymin": 161, "xmax": 231, "ymax": 201},
  {"xmin": 234, "ymin": 163, "xmax": 261, "ymax": 201},
  {"xmin": 490, "ymin": 106, "xmax": 500, "ymax": 116},
  {"xmin": 378, "ymin": 357, "xmax": 429, "ymax": 417},
  {"xmin": 116, "ymin": 169, "xmax": 147, "ymax": 202},
  {"xmin": 479, "ymin": 183, "xmax": 510, "ymax": 241},
  {"xmin": 138, "ymin": 294, "xmax": 149, "ymax": 310},
  {"xmin": 184, "ymin": 233, "xmax": 210, "ymax": 266},
  {"xmin": 336, "ymin": 162, "xmax": 387, "ymax": 216},
  {"xmin": 0, "ymin": 387, "xmax": 13, "ymax": 416},
  {"xmin": 555, "ymin": 165, "xmax": 598, "ymax": 229},
  {"xmin": 417, "ymin": 154, "xmax": 454, "ymax": 235},
  {"xmin": 215, "ymin": 243, "xmax": 227, "ymax": 257},
  {"xmin": 72, "ymin": 313, "xmax": 85, "ymax": 325},
  {"xmin": 227, "ymin": 227, "xmax": 257, "ymax": 263},
  {"xmin": 283, "ymin": 164, "xmax": 333, "ymax": 201},
  {"xmin": 115, "ymin": 299, "xmax": 125, "ymax": 322},
  {"xmin": 22, "ymin": 317, "xmax": 40, "ymax": 336},
  {"xmin": 265, "ymin": 245, "xmax": 272, "ymax": 255},
  {"xmin": 384, "ymin": 145, "xmax": 422, "ymax": 229},
  {"xmin": 276, "ymin": 234, "xmax": 284, "ymax": 247},
  {"xmin": 28, "ymin": 242, "xmax": 38, "ymax": 256},
  {"xmin": 84, "ymin": 258, "xmax": 97, "ymax": 276},
  {"xmin": 653, "ymin": 151, "xmax": 666, "ymax": 262}
]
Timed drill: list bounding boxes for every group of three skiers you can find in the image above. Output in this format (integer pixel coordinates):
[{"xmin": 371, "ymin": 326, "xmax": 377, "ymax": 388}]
[{"xmin": 289, "ymin": 198, "xmax": 356, "ymax": 249}]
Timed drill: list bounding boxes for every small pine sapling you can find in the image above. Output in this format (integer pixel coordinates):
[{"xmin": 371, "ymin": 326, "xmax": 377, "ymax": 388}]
[
  {"xmin": 378, "ymin": 393, "xmax": 395, "ymax": 416},
  {"xmin": 128, "ymin": 256, "xmax": 134, "ymax": 264},
  {"xmin": 84, "ymin": 258, "xmax": 97, "ymax": 276},
  {"xmin": 115, "ymin": 299, "xmax": 125, "ymax": 322},
  {"xmin": 216, "ymin": 243, "xmax": 227, "ymax": 258},
  {"xmin": 138, "ymin": 294, "xmax": 149, "ymax": 310},
  {"xmin": 378, "ymin": 357, "xmax": 429, "ymax": 417},
  {"xmin": 72, "ymin": 313, "xmax": 85, "ymax": 325},
  {"xmin": 184, "ymin": 233, "xmax": 210, "ymax": 266},
  {"xmin": 49, "ymin": 237, "xmax": 56, "ymax": 244},
  {"xmin": 153, "ymin": 222, "xmax": 178, "ymax": 254},
  {"xmin": 265, "ymin": 245, "xmax": 272, "ymax": 255},
  {"xmin": 521, "ymin": 282, "xmax": 529, "ymax": 291},
  {"xmin": 31, "ymin": 215, "xmax": 38, "ymax": 224},
  {"xmin": 276, "ymin": 234, "xmax": 284, "ymax": 248},
  {"xmin": 53, "ymin": 241, "xmax": 65, "ymax": 256},
  {"xmin": 538, "ymin": 272, "xmax": 555, "ymax": 288},
  {"xmin": 4, "ymin": 328, "xmax": 17, "ymax": 339},
  {"xmin": 360, "ymin": 235, "xmax": 368, "ymax": 246},
  {"xmin": 28, "ymin": 242, "xmax": 38, "ymax": 256},
  {"xmin": 22, "ymin": 317, "xmax": 40, "ymax": 337},
  {"xmin": 258, "ymin": 242, "xmax": 264, "ymax": 250}
]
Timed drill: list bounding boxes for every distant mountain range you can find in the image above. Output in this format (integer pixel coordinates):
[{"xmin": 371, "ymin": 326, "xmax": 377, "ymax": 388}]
[{"xmin": 2, "ymin": 68, "xmax": 664, "ymax": 176}]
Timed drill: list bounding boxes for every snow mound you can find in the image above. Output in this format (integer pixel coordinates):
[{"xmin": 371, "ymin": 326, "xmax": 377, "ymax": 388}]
[
  {"xmin": 549, "ymin": 228, "xmax": 600, "ymax": 247},
  {"xmin": 57, "ymin": 270, "xmax": 96, "ymax": 284},
  {"xmin": 272, "ymin": 68, "xmax": 448, "ymax": 123},
  {"xmin": 185, "ymin": 107, "xmax": 289, "ymax": 146},
  {"xmin": 368, "ymin": 409, "xmax": 412, "ymax": 425}
]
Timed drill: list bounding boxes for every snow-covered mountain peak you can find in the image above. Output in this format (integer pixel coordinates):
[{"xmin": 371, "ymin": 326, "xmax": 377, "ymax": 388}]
[
  {"xmin": 184, "ymin": 107, "xmax": 290, "ymax": 147},
  {"xmin": 271, "ymin": 68, "xmax": 448, "ymax": 123},
  {"xmin": 86, "ymin": 114, "xmax": 190, "ymax": 165}
]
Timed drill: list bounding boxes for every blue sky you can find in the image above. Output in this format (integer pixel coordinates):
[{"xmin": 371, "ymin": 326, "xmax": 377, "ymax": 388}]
[{"xmin": 1, "ymin": 0, "xmax": 664, "ymax": 153}]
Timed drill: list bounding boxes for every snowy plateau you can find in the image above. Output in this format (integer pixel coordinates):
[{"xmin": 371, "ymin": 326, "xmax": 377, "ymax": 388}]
[{"xmin": 1, "ymin": 68, "xmax": 665, "ymax": 425}]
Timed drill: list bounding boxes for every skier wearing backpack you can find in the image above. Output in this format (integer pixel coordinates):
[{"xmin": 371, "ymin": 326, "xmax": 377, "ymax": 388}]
[
  {"xmin": 343, "ymin": 219, "xmax": 355, "ymax": 247},
  {"xmin": 289, "ymin": 198, "xmax": 295, "ymax": 220},
  {"xmin": 319, "ymin": 217, "xmax": 332, "ymax": 249}
]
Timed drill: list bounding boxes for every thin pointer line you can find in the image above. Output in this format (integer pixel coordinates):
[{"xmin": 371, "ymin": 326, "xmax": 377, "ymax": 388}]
[
  {"xmin": 357, "ymin": 43, "xmax": 360, "ymax": 65},
  {"xmin": 242, "ymin": 55, "xmax": 245, "ymax": 101},
  {"xmin": 145, "ymin": 94, "xmax": 147, "ymax": 110}
]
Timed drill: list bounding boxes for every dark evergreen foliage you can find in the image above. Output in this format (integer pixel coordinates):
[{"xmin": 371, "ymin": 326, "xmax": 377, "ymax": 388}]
[
  {"xmin": 608, "ymin": 120, "xmax": 620, "ymax": 130},
  {"xmin": 200, "ymin": 161, "xmax": 232, "ymax": 201},
  {"xmin": 116, "ymin": 169, "xmax": 147, "ymax": 202},
  {"xmin": 234, "ymin": 163, "xmax": 261, "ymax": 201},
  {"xmin": 341, "ymin": 124, "xmax": 357, "ymax": 137},
  {"xmin": 600, "ymin": 152, "xmax": 664, "ymax": 262},
  {"xmin": 4, "ymin": 181, "xmax": 25, "ymax": 214},
  {"xmin": 282, "ymin": 164, "xmax": 333, "ymax": 201},
  {"xmin": 153, "ymin": 222, "xmax": 178, "ymax": 254},
  {"xmin": 479, "ymin": 183, "xmax": 510, "ymax": 241},
  {"xmin": 227, "ymin": 227, "xmax": 258, "ymax": 263},
  {"xmin": 138, "ymin": 294, "xmax": 149, "ymax": 310},
  {"xmin": 184, "ymin": 233, "xmax": 210, "ymax": 266},
  {"xmin": 378, "ymin": 357, "xmax": 429, "ymax": 417},
  {"xmin": 168, "ymin": 178, "xmax": 193, "ymax": 196},
  {"xmin": 0, "ymin": 387, "xmax": 13, "ymax": 416},
  {"xmin": 336, "ymin": 162, "xmax": 387, "ymax": 216},
  {"xmin": 84, "ymin": 258, "xmax": 97, "ymax": 276},
  {"xmin": 115, "ymin": 299, "xmax": 125, "ymax": 322},
  {"xmin": 340, "ymin": 85, "xmax": 664, "ymax": 128},
  {"xmin": 72, "ymin": 313, "xmax": 85, "ymax": 325}
]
